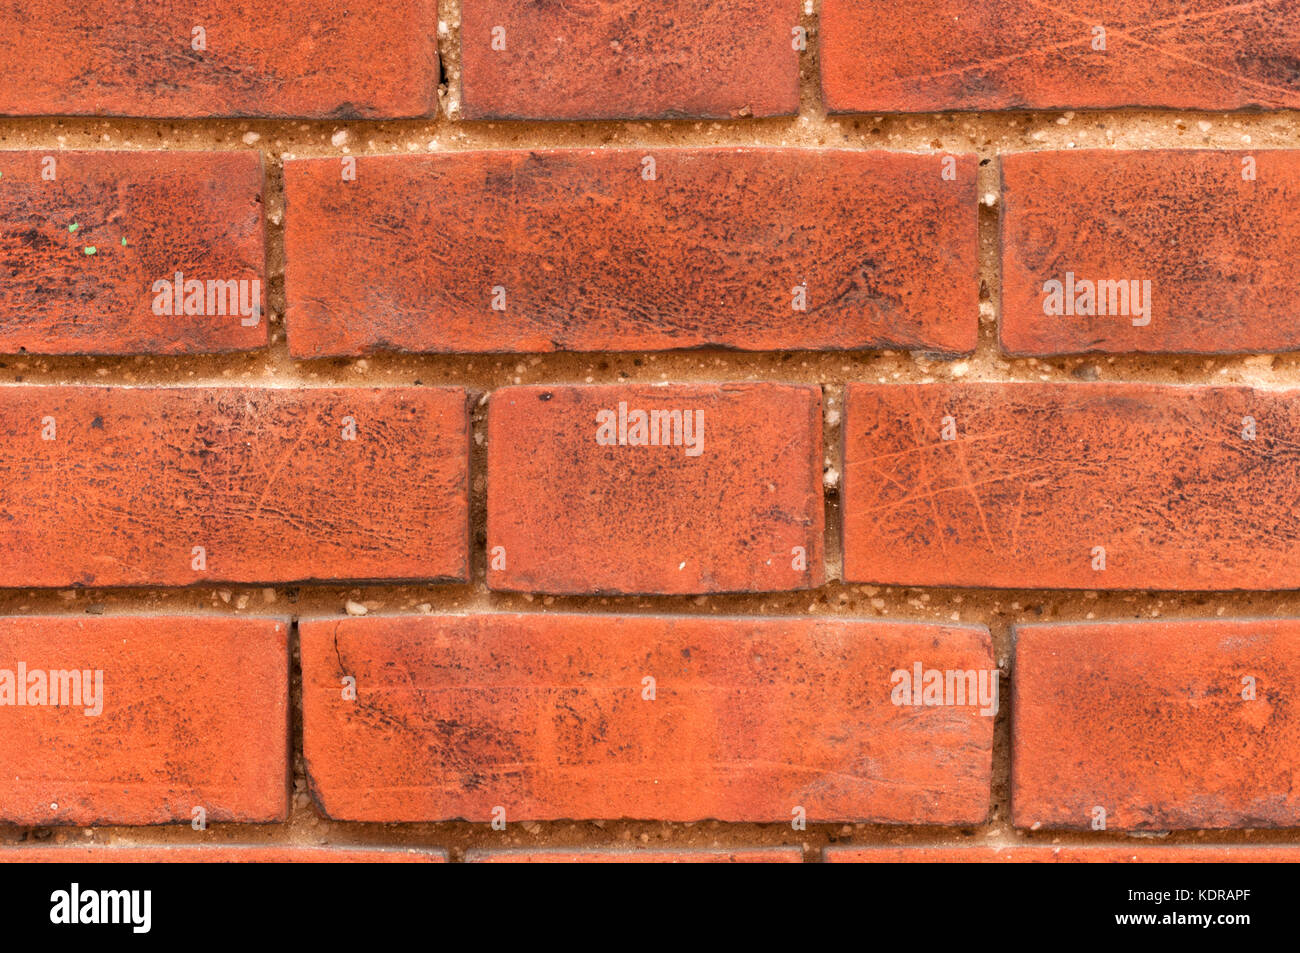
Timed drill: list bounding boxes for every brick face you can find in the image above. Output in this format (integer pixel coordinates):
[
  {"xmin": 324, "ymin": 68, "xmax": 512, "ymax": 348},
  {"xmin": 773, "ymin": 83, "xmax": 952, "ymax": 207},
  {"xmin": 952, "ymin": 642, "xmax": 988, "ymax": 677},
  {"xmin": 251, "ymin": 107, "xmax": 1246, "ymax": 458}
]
[
  {"xmin": 821, "ymin": 0, "xmax": 1300, "ymax": 112},
  {"xmin": 300, "ymin": 614, "xmax": 994, "ymax": 823},
  {"xmin": 0, "ymin": 386, "xmax": 470, "ymax": 587},
  {"xmin": 0, "ymin": 150, "xmax": 266, "ymax": 355},
  {"xmin": 487, "ymin": 383, "xmax": 824, "ymax": 595},
  {"xmin": 825, "ymin": 847, "xmax": 1300, "ymax": 863},
  {"xmin": 0, "ymin": 846, "xmax": 445, "ymax": 862},
  {"xmin": 465, "ymin": 848, "xmax": 803, "ymax": 863},
  {"xmin": 459, "ymin": 0, "xmax": 800, "ymax": 120},
  {"xmin": 1012, "ymin": 619, "xmax": 1300, "ymax": 831},
  {"xmin": 1001, "ymin": 149, "xmax": 1300, "ymax": 355},
  {"xmin": 0, "ymin": 0, "xmax": 440, "ymax": 118},
  {"xmin": 842, "ymin": 382, "xmax": 1300, "ymax": 590},
  {"xmin": 0, "ymin": 616, "xmax": 289, "ymax": 826},
  {"xmin": 283, "ymin": 149, "xmax": 978, "ymax": 357}
]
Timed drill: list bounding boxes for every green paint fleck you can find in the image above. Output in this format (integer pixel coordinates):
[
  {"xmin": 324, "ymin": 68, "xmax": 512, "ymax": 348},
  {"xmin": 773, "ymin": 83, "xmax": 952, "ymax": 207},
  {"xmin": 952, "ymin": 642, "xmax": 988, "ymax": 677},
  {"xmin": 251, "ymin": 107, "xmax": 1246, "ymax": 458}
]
[
  {"xmin": 83, "ymin": 246, "xmax": 96, "ymax": 255},
  {"xmin": 68, "ymin": 223, "xmax": 79, "ymax": 233},
  {"xmin": 120, "ymin": 237, "xmax": 128, "ymax": 247}
]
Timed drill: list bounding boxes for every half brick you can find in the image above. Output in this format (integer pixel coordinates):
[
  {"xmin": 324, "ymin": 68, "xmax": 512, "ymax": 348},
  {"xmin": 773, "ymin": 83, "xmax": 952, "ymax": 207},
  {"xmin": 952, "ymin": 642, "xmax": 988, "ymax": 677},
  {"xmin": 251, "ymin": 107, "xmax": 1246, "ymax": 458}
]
[
  {"xmin": 0, "ymin": 150, "xmax": 265, "ymax": 355},
  {"xmin": 1013, "ymin": 619, "xmax": 1300, "ymax": 831},
  {"xmin": 460, "ymin": 0, "xmax": 800, "ymax": 120},
  {"xmin": 487, "ymin": 383, "xmax": 823, "ymax": 595},
  {"xmin": 0, "ymin": 615, "xmax": 289, "ymax": 826},
  {"xmin": 1001, "ymin": 150, "xmax": 1300, "ymax": 355}
]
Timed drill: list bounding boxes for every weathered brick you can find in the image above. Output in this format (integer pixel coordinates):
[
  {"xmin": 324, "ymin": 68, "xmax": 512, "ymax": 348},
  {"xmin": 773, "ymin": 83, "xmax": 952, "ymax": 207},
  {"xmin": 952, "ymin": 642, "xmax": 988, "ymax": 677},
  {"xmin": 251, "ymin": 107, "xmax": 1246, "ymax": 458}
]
[
  {"xmin": 466, "ymin": 848, "xmax": 803, "ymax": 863},
  {"xmin": 821, "ymin": 0, "xmax": 1300, "ymax": 113},
  {"xmin": 0, "ymin": 615, "xmax": 288, "ymax": 826},
  {"xmin": 0, "ymin": 0, "xmax": 439, "ymax": 118},
  {"xmin": 842, "ymin": 382, "xmax": 1300, "ymax": 590},
  {"xmin": 0, "ymin": 150, "xmax": 265, "ymax": 355},
  {"xmin": 0, "ymin": 845, "xmax": 445, "ymax": 862},
  {"xmin": 1013, "ymin": 619, "xmax": 1300, "ymax": 831},
  {"xmin": 300, "ymin": 614, "xmax": 995, "ymax": 823},
  {"xmin": 487, "ymin": 383, "xmax": 823, "ymax": 595},
  {"xmin": 0, "ymin": 386, "xmax": 469, "ymax": 587},
  {"xmin": 282, "ymin": 149, "xmax": 977, "ymax": 357},
  {"xmin": 1002, "ymin": 150, "xmax": 1300, "ymax": 355},
  {"xmin": 460, "ymin": 0, "xmax": 800, "ymax": 119},
  {"xmin": 825, "ymin": 846, "xmax": 1300, "ymax": 862}
]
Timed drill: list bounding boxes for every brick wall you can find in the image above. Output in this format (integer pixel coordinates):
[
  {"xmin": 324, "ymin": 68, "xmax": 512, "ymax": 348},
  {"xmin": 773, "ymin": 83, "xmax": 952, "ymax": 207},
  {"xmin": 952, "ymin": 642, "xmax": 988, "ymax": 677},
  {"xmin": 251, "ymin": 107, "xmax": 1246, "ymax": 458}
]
[{"xmin": 2, "ymin": 0, "xmax": 1300, "ymax": 864}]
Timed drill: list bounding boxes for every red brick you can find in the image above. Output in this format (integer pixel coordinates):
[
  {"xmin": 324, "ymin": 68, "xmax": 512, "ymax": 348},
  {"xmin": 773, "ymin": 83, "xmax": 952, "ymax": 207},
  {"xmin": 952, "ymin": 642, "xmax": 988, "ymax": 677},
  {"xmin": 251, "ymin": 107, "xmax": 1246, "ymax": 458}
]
[
  {"xmin": 1013, "ymin": 619, "xmax": 1300, "ymax": 831},
  {"xmin": 0, "ymin": 0, "xmax": 438, "ymax": 118},
  {"xmin": 825, "ymin": 846, "xmax": 1300, "ymax": 862},
  {"xmin": 842, "ymin": 382, "xmax": 1300, "ymax": 590},
  {"xmin": 0, "ymin": 386, "xmax": 469, "ymax": 587},
  {"xmin": 0, "ymin": 151, "xmax": 265, "ymax": 355},
  {"xmin": 821, "ymin": 0, "xmax": 1300, "ymax": 113},
  {"xmin": 282, "ymin": 149, "xmax": 978, "ymax": 357},
  {"xmin": 466, "ymin": 848, "xmax": 803, "ymax": 863},
  {"xmin": 460, "ymin": 1, "xmax": 799, "ymax": 120},
  {"xmin": 1002, "ymin": 150, "xmax": 1300, "ymax": 356},
  {"xmin": 0, "ymin": 615, "xmax": 288, "ymax": 826},
  {"xmin": 487, "ymin": 383, "xmax": 823, "ymax": 595},
  {"xmin": 0, "ymin": 846, "xmax": 445, "ymax": 862},
  {"xmin": 299, "ymin": 614, "xmax": 994, "ymax": 823}
]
